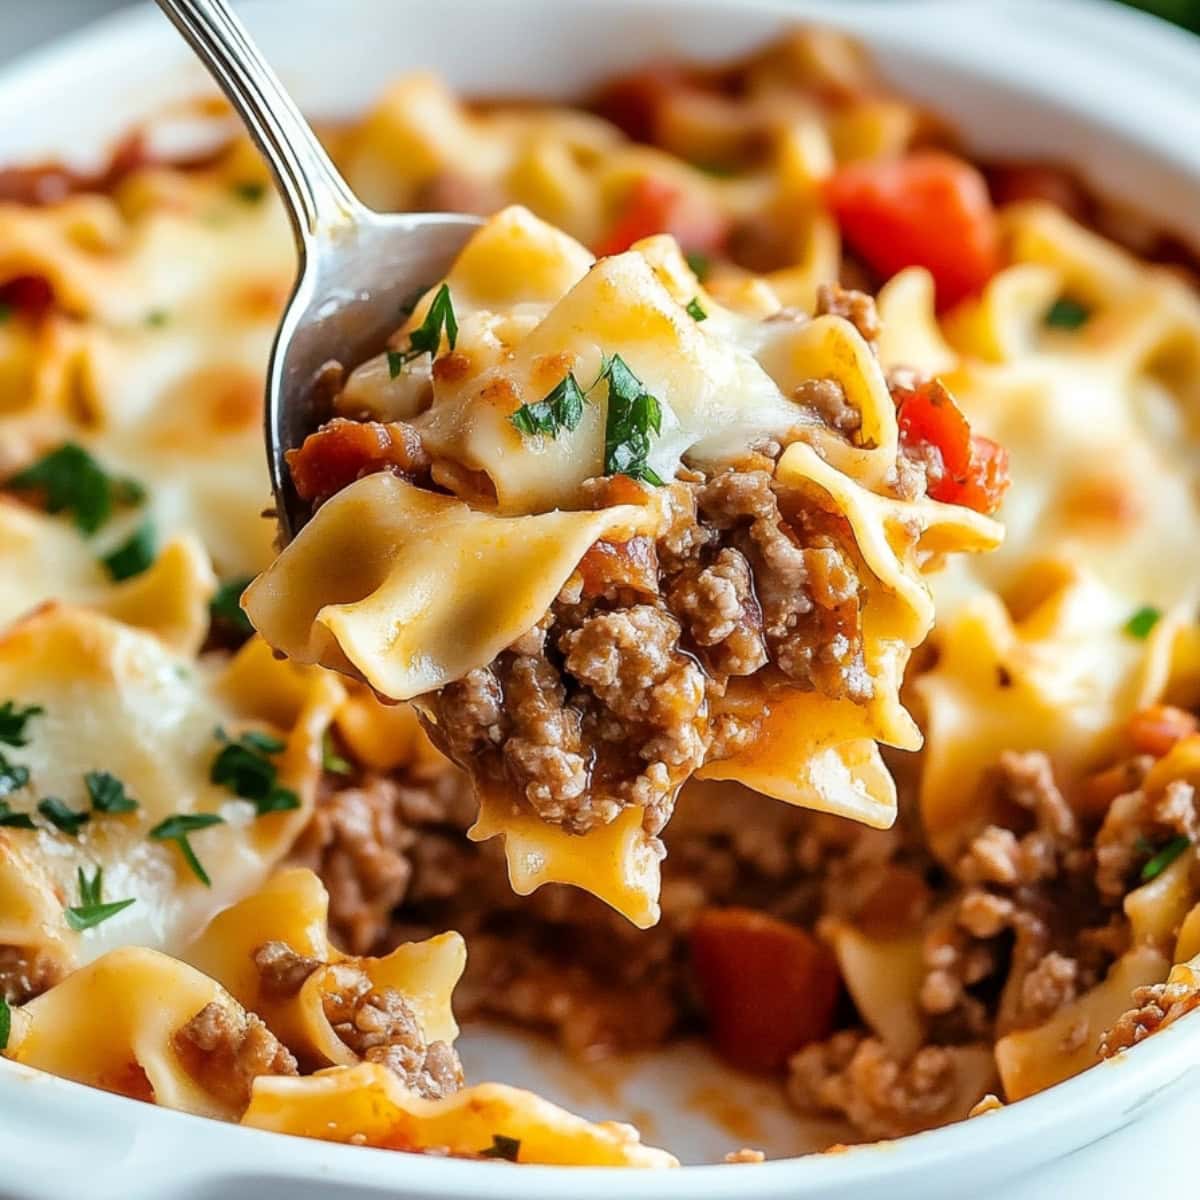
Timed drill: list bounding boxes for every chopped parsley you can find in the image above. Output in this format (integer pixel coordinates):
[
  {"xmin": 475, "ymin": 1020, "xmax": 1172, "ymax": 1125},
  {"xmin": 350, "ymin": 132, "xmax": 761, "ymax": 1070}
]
[
  {"xmin": 1125, "ymin": 606, "xmax": 1162, "ymax": 640},
  {"xmin": 64, "ymin": 866, "xmax": 136, "ymax": 931},
  {"xmin": 0, "ymin": 995, "xmax": 8, "ymax": 1050},
  {"xmin": 1140, "ymin": 835, "xmax": 1191, "ymax": 883},
  {"xmin": 38, "ymin": 797, "xmax": 89, "ymax": 838},
  {"xmin": 100, "ymin": 519, "xmax": 157, "ymax": 581},
  {"xmin": 232, "ymin": 180, "xmax": 266, "ymax": 204},
  {"xmin": 0, "ymin": 700, "xmax": 43, "ymax": 748},
  {"xmin": 685, "ymin": 251, "xmax": 711, "ymax": 281},
  {"xmin": 387, "ymin": 283, "xmax": 458, "ymax": 377},
  {"xmin": 85, "ymin": 770, "xmax": 138, "ymax": 815},
  {"xmin": 0, "ymin": 754, "xmax": 30, "ymax": 800},
  {"xmin": 209, "ymin": 576, "xmax": 255, "ymax": 638},
  {"xmin": 1044, "ymin": 297, "xmax": 1091, "ymax": 329},
  {"xmin": 0, "ymin": 799, "xmax": 34, "ymax": 829},
  {"xmin": 510, "ymin": 373, "xmax": 587, "ymax": 438},
  {"xmin": 210, "ymin": 728, "xmax": 299, "ymax": 816},
  {"xmin": 322, "ymin": 732, "xmax": 353, "ymax": 777},
  {"xmin": 144, "ymin": 309, "xmax": 169, "ymax": 328},
  {"xmin": 479, "ymin": 1134, "xmax": 521, "ymax": 1162},
  {"xmin": 685, "ymin": 296, "xmax": 707, "ymax": 321},
  {"xmin": 149, "ymin": 812, "xmax": 226, "ymax": 886},
  {"xmin": 7, "ymin": 443, "xmax": 145, "ymax": 536},
  {"xmin": 599, "ymin": 354, "xmax": 664, "ymax": 485},
  {"xmin": 0, "ymin": 302, "xmax": 10, "ymax": 325}
]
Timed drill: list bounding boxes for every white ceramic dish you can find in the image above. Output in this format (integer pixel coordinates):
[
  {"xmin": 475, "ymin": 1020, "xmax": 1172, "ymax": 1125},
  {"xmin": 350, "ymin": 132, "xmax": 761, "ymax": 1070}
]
[{"xmin": 1, "ymin": 1, "xmax": 1199, "ymax": 1196}]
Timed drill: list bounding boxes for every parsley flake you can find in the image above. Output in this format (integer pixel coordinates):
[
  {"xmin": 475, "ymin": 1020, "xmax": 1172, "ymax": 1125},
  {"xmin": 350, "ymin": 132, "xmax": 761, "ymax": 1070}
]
[
  {"xmin": 1140, "ymin": 835, "xmax": 1191, "ymax": 883},
  {"xmin": 1125, "ymin": 606, "xmax": 1162, "ymax": 640},
  {"xmin": 387, "ymin": 283, "xmax": 458, "ymax": 377},
  {"xmin": 0, "ymin": 799, "xmax": 34, "ymax": 829},
  {"xmin": 210, "ymin": 728, "xmax": 299, "ymax": 816},
  {"xmin": 64, "ymin": 866, "xmax": 135, "ymax": 931},
  {"xmin": 685, "ymin": 251, "xmax": 711, "ymax": 282},
  {"xmin": 209, "ymin": 576, "xmax": 255, "ymax": 637},
  {"xmin": 599, "ymin": 354, "xmax": 665, "ymax": 485},
  {"xmin": 322, "ymin": 733, "xmax": 353, "ymax": 777},
  {"xmin": 480, "ymin": 1134, "xmax": 521, "ymax": 1162},
  {"xmin": 0, "ymin": 700, "xmax": 43, "ymax": 748},
  {"xmin": 100, "ymin": 519, "xmax": 157, "ymax": 581},
  {"xmin": 685, "ymin": 296, "xmax": 707, "ymax": 321},
  {"xmin": 144, "ymin": 309, "xmax": 169, "ymax": 328},
  {"xmin": 0, "ymin": 302, "xmax": 10, "ymax": 325},
  {"xmin": 38, "ymin": 797, "xmax": 89, "ymax": 838},
  {"xmin": 0, "ymin": 996, "xmax": 9, "ymax": 1050},
  {"xmin": 7, "ymin": 443, "xmax": 145, "ymax": 536},
  {"xmin": 232, "ymin": 180, "xmax": 266, "ymax": 204},
  {"xmin": 511, "ymin": 373, "xmax": 588, "ymax": 438},
  {"xmin": 85, "ymin": 770, "xmax": 138, "ymax": 815},
  {"xmin": 149, "ymin": 812, "xmax": 225, "ymax": 886},
  {"xmin": 0, "ymin": 753, "xmax": 30, "ymax": 800},
  {"xmin": 1044, "ymin": 297, "xmax": 1090, "ymax": 329}
]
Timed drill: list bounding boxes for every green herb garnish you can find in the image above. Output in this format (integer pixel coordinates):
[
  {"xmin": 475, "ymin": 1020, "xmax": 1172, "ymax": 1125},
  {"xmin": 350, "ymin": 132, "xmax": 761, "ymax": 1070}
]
[
  {"xmin": 322, "ymin": 732, "xmax": 353, "ymax": 777},
  {"xmin": 0, "ymin": 302, "xmax": 11, "ymax": 325},
  {"xmin": 1125, "ymin": 606, "xmax": 1162, "ymax": 640},
  {"xmin": 100, "ymin": 519, "xmax": 157, "ymax": 581},
  {"xmin": 210, "ymin": 728, "xmax": 299, "ymax": 816},
  {"xmin": 7, "ymin": 443, "xmax": 145, "ymax": 536},
  {"xmin": 1044, "ymin": 297, "xmax": 1091, "ymax": 329},
  {"xmin": 85, "ymin": 770, "xmax": 138, "ymax": 815},
  {"xmin": 149, "ymin": 812, "xmax": 226, "ymax": 886},
  {"xmin": 685, "ymin": 251, "xmax": 711, "ymax": 282},
  {"xmin": 0, "ymin": 799, "xmax": 34, "ymax": 829},
  {"xmin": 510, "ymin": 373, "xmax": 588, "ymax": 438},
  {"xmin": 38, "ymin": 797, "xmax": 89, "ymax": 838},
  {"xmin": 387, "ymin": 283, "xmax": 458, "ymax": 377},
  {"xmin": 0, "ymin": 701, "xmax": 43, "ymax": 748},
  {"xmin": 1140, "ymin": 835, "xmax": 1191, "ymax": 882},
  {"xmin": 210, "ymin": 576, "xmax": 255, "ymax": 637},
  {"xmin": 64, "ymin": 866, "xmax": 136, "ymax": 931},
  {"xmin": 0, "ymin": 995, "xmax": 9, "ymax": 1050},
  {"xmin": 685, "ymin": 296, "xmax": 707, "ymax": 321},
  {"xmin": 480, "ymin": 1134, "xmax": 521, "ymax": 1162},
  {"xmin": 0, "ymin": 754, "xmax": 30, "ymax": 800},
  {"xmin": 599, "ymin": 354, "xmax": 664, "ymax": 485},
  {"xmin": 232, "ymin": 180, "xmax": 266, "ymax": 204},
  {"xmin": 144, "ymin": 309, "xmax": 169, "ymax": 328}
]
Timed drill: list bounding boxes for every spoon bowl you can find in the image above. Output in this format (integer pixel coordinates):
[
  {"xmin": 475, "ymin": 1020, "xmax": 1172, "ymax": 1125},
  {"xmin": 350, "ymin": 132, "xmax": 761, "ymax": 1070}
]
[{"xmin": 154, "ymin": 0, "xmax": 482, "ymax": 540}]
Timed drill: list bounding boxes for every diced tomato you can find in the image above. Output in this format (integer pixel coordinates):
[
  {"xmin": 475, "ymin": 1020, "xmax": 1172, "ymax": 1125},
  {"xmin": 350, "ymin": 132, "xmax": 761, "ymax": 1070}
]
[
  {"xmin": 286, "ymin": 418, "xmax": 428, "ymax": 505},
  {"xmin": 825, "ymin": 151, "xmax": 1000, "ymax": 309},
  {"xmin": 0, "ymin": 274, "xmax": 55, "ymax": 322},
  {"xmin": 590, "ymin": 66, "xmax": 684, "ymax": 144},
  {"xmin": 895, "ymin": 380, "xmax": 1010, "ymax": 514},
  {"xmin": 593, "ymin": 176, "xmax": 727, "ymax": 259},
  {"xmin": 577, "ymin": 536, "xmax": 659, "ymax": 597},
  {"xmin": 690, "ymin": 907, "xmax": 841, "ymax": 1073},
  {"xmin": 1127, "ymin": 705, "xmax": 1198, "ymax": 759}
]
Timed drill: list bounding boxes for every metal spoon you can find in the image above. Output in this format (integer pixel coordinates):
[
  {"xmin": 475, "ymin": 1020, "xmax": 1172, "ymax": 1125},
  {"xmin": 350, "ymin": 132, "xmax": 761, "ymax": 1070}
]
[{"xmin": 154, "ymin": 0, "xmax": 482, "ymax": 541}]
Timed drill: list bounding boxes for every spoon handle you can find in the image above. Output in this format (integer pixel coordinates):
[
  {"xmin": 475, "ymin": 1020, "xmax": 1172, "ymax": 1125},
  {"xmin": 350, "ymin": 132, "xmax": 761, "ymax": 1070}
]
[{"xmin": 153, "ymin": 0, "xmax": 361, "ymax": 251}]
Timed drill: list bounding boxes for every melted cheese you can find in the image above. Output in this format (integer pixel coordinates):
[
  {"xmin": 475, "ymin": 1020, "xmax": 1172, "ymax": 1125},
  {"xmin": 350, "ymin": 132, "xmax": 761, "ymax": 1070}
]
[{"xmin": 0, "ymin": 606, "xmax": 341, "ymax": 975}]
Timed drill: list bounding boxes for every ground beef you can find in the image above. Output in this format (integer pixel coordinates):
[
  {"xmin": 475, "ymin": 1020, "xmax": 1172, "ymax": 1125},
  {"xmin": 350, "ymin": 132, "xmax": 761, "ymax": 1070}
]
[
  {"xmin": 288, "ymin": 770, "xmax": 475, "ymax": 954},
  {"xmin": 815, "ymin": 282, "xmax": 881, "ymax": 343},
  {"xmin": 0, "ymin": 945, "xmax": 62, "ymax": 1004},
  {"xmin": 424, "ymin": 461, "xmax": 871, "ymax": 841},
  {"xmin": 1096, "ymin": 779, "xmax": 1200, "ymax": 901},
  {"xmin": 792, "ymin": 377, "xmax": 861, "ymax": 438},
  {"xmin": 1099, "ymin": 970, "xmax": 1200, "ymax": 1057},
  {"xmin": 253, "ymin": 940, "xmax": 322, "ymax": 997},
  {"xmin": 786, "ymin": 1032, "xmax": 973, "ymax": 1141},
  {"xmin": 321, "ymin": 963, "xmax": 463, "ymax": 1098},
  {"xmin": 286, "ymin": 418, "xmax": 430, "ymax": 507},
  {"xmin": 172, "ymin": 1002, "xmax": 297, "ymax": 1111}
]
